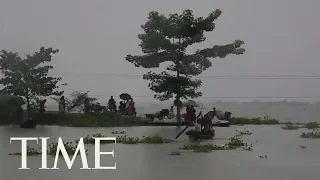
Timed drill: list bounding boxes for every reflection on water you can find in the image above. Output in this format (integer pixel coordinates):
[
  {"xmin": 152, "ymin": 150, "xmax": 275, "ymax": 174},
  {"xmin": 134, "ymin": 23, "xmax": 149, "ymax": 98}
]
[{"xmin": 1, "ymin": 125, "xmax": 319, "ymax": 180}]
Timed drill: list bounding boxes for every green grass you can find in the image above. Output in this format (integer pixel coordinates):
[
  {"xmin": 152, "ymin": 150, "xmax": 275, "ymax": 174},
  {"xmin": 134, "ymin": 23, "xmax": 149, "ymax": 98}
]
[{"xmin": 229, "ymin": 116, "xmax": 279, "ymax": 125}]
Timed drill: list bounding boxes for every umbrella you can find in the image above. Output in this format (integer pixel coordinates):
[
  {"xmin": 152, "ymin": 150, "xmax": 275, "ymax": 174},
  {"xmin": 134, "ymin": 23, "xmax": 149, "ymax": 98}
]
[
  {"xmin": 183, "ymin": 100, "xmax": 199, "ymax": 107},
  {"xmin": 119, "ymin": 93, "xmax": 131, "ymax": 101}
]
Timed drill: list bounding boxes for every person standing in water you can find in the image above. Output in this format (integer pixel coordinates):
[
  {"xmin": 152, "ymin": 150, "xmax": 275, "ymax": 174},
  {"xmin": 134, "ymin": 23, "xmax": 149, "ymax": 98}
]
[
  {"xmin": 169, "ymin": 106, "xmax": 175, "ymax": 119},
  {"xmin": 59, "ymin": 96, "xmax": 65, "ymax": 114},
  {"xmin": 108, "ymin": 96, "xmax": 116, "ymax": 112},
  {"xmin": 39, "ymin": 99, "xmax": 46, "ymax": 115}
]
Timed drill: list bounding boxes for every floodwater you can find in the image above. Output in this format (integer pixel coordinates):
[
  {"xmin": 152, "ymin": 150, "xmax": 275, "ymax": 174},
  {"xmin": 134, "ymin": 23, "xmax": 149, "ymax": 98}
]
[{"xmin": 0, "ymin": 125, "xmax": 319, "ymax": 180}]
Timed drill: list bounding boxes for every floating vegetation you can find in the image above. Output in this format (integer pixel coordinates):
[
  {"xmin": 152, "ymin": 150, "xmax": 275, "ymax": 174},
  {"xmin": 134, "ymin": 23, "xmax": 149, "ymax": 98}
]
[
  {"xmin": 168, "ymin": 150, "xmax": 181, "ymax": 156},
  {"xmin": 48, "ymin": 141, "xmax": 88, "ymax": 156},
  {"xmin": 179, "ymin": 144, "xmax": 234, "ymax": 152},
  {"xmin": 228, "ymin": 136, "xmax": 245, "ymax": 147},
  {"xmin": 111, "ymin": 130, "xmax": 126, "ymax": 134},
  {"xmin": 281, "ymin": 123, "xmax": 299, "ymax": 130},
  {"xmin": 8, "ymin": 146, "xmax": 41, "ymax": 156},
  {"xmin": 78, "ymin": 133, "xmax": 115, "ymax": 144},
  {"xmin": 259, "ymin": 155, "xmax": 268, "ymax": 159},
  {"xmin": 179, "ymin": 136, "xmax": 248, "ymax": 153},
  {"xmin": 9, "ymin": 140, "xmax": 88, "ymax": 156},
  {"xmin": 242, "ymin": 143, "xmax": 253, "ymax": 151},
  {"xmin": 305, "ymin": 122, "xmax": 320, "ymax": 129},
  {"xmin": 300, "ymin": 129, "xmax": 320, "ymax": 138},
  {"xmin": 141, "ymin": 135, "xmax": 173, "ymax": 144},
  {"xmin": 236, "ymin": 129, "xmax": 252, "ymax": 136},
  {"xmin": 230, "ymin": 116, "xmax": 279, "ymax": 125},
  {"xmin": 80, "ymin": 133, "xmax": 173, "ymax": 144},
  {"xmin": 299, "ymin": 145, "xmax": 306, "ymax": 149},
  {"xmin": 118, "ymin": 135, "xmax": 173, "ymax": 144}
]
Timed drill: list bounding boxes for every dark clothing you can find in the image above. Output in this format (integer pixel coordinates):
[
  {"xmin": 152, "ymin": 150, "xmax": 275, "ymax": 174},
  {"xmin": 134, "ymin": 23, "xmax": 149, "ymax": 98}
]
[
  {"xmin": 108, "ymin": 98, "xmax": 116, "ymax": 112},
  {"xmin": 39, "ymin": 101, "xmax": 45, "ymax": 114}
]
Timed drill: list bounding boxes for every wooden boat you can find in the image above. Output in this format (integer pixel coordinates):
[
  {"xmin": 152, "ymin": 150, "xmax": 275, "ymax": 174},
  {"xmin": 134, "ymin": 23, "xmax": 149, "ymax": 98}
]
[{"xmin": 185, "ymin": 129, "xmax": 215, "ymax": 139}]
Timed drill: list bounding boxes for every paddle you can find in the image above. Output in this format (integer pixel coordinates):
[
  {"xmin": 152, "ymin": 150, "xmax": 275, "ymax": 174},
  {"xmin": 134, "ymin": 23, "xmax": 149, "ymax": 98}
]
[{"xmin": 175, "ymin": 126, "xmax": 189, "ymax": 139}]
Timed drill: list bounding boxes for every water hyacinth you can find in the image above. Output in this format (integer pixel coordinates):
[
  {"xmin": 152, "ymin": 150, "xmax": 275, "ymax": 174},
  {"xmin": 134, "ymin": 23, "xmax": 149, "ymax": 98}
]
[
  {"xmin": 179, "ymin": 136, "xmax": 250, "ymax": 153},
  {"xmin": 300, "ymin": 129, "xmax": 320, "ymax": 138},
  {"xmin": 79, "ymin": 133, "xmax": 173, "ymax": 144},
  {"xmin": 305, "ymin": 122, "xmax": 320, "ymax": 129},
  {"xmin": 8, "ymin": 146, "xmax": 41, "ymax": 156},
  {"xmin": 168, "ymin": 150, "xmax": 181, "ymax": 156},
  {"xmin": 281, "ymin": 123, "xmax": 299, "ymax": 130}
]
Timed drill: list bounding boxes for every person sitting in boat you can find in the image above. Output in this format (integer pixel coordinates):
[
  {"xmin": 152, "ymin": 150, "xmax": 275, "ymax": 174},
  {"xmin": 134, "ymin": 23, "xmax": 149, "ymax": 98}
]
[{"xmin": 169, "ymin": 106, "xmax": 175, "ymax": 119}]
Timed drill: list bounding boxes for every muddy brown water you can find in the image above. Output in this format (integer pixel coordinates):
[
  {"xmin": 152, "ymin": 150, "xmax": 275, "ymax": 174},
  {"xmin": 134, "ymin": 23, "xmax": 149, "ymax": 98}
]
[{"xmin": 0, "ymin": 125, "xmax": 319, "ymax": 180}]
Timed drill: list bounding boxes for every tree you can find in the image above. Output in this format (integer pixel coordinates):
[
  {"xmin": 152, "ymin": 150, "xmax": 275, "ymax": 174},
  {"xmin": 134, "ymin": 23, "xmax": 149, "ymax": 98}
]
[
  {"xmin": 0, "ymin": 47, "xmax": 66, "ymax": 113},
  {"xmin": 125, "ymin": 9, "xmax": 245, "ymax": 123}
]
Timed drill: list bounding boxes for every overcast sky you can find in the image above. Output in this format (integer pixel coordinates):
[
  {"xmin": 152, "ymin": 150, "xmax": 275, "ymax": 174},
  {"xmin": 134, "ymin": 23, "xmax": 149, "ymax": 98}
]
[{"xmin": 0, "ymin": 0, "xmax": 319, "ymax": 104}]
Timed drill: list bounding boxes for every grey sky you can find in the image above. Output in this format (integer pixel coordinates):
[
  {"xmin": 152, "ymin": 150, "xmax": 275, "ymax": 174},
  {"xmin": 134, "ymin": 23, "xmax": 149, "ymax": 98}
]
[{"xmin": 0, "ymin": 0, "xmax": 319, "ymax": 105}]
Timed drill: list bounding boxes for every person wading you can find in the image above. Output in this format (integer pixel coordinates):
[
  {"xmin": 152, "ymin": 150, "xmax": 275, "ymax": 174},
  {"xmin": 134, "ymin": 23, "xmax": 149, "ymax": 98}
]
[
  {"xmin": 39, "ymin": 99, "xmax": 46, "ymax": 115},
  {"xmin": 108, "ymin": 96, "xmax": 117, "ymax": 113}
]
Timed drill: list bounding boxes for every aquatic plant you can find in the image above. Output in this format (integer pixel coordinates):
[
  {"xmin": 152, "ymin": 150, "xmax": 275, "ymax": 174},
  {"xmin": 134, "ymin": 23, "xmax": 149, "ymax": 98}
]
[
  {"xmin": 116, "ymin": 135, "xmax": 141, "ymax": 144},
  {"xmin": 9, "ymin": 146, "xmax": 41, "ymax": 156},
  {"xmin": 228, "ymin": 136, "xmax": 245, "ymax": 147},
  {"xmin": 281, "ymin": 123, "xmax": 299, "ymax": 130},
  {"xmin": 179, "ymin": 136, "xmax": 248, "ymax": 153},
  {"xmin": 48, "ymin": 141, "xmax": 88, "ymax": 156},
  {"xmin": 168, "ymin": 150, "xmax": 181, "ymax": 156},
  {"xmin": 236, "ymin": 129, "xmax": 252, "ymax": 136},
  {"xmin": 305, "ymin": 122, "xmax": 320, "ymax": 129},
  {"xmin": 230, "ymin": 116, "xmax": 279, "ymax": 125},
  {"xmin": 242, "ymin": 143, "xmax": 253, "ymax": 151},
  {"xmin": 299, "ymin": 145, "xmax": 306, "ymax": 149},
  {"xmin": 259, "ymin": 155, "xmax": 268, "ymax": 159},
  {"xmin": 141, "ymin": 135, "xmax": 173, "ymax": 144},
  {"xmin": 81, "ymin": 133, "xmax": 173, "ymax": 144},
  {"xmin": 111, "ymin": 130, "xmax": 126, "ymax": 134},
  {"xmin": 300, "ymin": 129, "xmax": 320, "ymax": 138},
  {"xmin": 78, "ymin": 133, "xmax": 115, "ymax": 144}
]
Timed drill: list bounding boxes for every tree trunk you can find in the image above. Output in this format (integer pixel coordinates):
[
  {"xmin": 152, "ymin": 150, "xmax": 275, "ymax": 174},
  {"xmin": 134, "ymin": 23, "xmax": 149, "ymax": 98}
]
[
  {"xmin": 26, "ymin": 98, "xmax": 31, "ymax": 120},
  {"xmin": 176, "ymin": 38, "xmax": 182, "ymax": 126},
  {"xmin": 176, "ymin": 96, "xmax": 181, "ymax": 125}
]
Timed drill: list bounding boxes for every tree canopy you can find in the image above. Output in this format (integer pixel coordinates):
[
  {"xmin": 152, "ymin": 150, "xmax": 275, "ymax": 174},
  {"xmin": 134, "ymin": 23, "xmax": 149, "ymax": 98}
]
[
  {"xmin": 125, "ymin": 9, "xmax": 245, "ymax": 122},
  {"xmin": 0, "ymin": 47, "xmax": 66, "ymax": 112}
]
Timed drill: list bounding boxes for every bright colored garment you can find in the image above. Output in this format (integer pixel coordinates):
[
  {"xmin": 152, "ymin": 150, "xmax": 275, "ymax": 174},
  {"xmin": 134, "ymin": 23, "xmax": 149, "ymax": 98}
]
[{"xmin": 128, "ymin": 104, "xmax": 134, "ymax": 112}]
